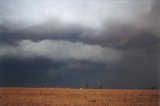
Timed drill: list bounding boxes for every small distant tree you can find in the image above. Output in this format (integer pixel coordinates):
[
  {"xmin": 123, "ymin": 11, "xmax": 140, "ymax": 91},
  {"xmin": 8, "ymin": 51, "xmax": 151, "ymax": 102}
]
[
  {"xmin": 98, "ymin": 85, "xmax": 102, "ymax": 89},
  {"xmin": 152, "ymin": 87, "xmax": 155, "ymax": 89},
  {"xmin": 85, "ymin": 83, "xmax": 89, "ymax": 88}
]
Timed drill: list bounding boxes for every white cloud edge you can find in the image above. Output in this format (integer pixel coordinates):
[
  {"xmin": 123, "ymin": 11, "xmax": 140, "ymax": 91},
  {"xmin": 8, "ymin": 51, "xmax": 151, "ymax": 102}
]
[{"xmin": 0, "ymin": 39, "xmax": 123, "ymax": 62}]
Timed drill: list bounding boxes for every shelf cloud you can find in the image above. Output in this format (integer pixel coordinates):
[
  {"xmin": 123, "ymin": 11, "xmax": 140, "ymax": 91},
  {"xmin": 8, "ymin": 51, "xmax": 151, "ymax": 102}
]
[{"xmin": 0, "ymin": 0, "xmax": 159, "ymax": 88}]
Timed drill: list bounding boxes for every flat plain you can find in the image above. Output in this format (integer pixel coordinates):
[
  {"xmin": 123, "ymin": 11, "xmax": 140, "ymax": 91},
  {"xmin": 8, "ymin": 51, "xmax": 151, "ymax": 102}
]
[{"xmin": 0, "ymin": 87, "xmax": 159, "ymax": 106}]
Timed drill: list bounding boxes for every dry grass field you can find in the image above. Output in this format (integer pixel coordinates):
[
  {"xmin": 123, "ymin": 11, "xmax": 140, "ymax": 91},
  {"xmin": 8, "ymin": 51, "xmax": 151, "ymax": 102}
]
[{"xmin": 0, "ymin": 88, "xmax": 159, "ymax": 106}]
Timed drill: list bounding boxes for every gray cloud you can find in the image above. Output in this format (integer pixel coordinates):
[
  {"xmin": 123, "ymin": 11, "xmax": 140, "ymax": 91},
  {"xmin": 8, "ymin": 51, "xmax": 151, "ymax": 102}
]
[
  {"xmin": 0, "ymin": 0, "xmax": 158, "ymax": 48},
  {"xmin": 0, "ymin": 0, "xmax": 159, "ymax": 88},
  {"xmin": 0, "ymin": 40, "xmax": 123, "ymax": 62},
  {"xmin": 118, "ymin": 32, "xmax": 160, "ymax": 50},
  {"xmin": 0, "ymin": 0, "xmax": 153, "ymax": 28}
]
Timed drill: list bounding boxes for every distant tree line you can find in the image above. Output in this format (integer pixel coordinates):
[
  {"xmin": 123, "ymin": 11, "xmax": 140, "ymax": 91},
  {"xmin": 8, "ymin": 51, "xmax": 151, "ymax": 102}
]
[{"xmin": 85, "ymin": 83, "xmax": 103, "ymax": 89}]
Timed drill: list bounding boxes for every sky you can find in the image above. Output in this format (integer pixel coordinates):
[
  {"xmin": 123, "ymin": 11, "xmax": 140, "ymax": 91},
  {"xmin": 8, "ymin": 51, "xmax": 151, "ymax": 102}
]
[{"xmin": 0, "ymin": 0, "xmax": 159, "ymax": 89}]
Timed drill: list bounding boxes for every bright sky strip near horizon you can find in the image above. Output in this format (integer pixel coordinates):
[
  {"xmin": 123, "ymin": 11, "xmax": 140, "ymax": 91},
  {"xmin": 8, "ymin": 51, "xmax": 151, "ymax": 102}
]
[{"xmin": 0, "ymin": 0, "xmax": 159, "ymax": 88}]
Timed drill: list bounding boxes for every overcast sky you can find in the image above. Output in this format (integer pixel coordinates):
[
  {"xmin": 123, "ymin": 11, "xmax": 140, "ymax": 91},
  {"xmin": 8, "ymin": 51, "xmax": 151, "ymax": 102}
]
[{"xmin": 0, "ymin": 0, "xmax": 159, "ymax": 88}]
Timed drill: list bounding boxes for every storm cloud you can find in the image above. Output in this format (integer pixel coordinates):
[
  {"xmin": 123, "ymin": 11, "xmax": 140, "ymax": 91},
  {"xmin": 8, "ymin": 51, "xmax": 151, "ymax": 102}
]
[
  {"xmin": 0, "ymin": 40, "xmax": 123, "ymax": 62},
  {"xmin": 0, "ymin": 0, "xmax": 159, "ymax": 88}
]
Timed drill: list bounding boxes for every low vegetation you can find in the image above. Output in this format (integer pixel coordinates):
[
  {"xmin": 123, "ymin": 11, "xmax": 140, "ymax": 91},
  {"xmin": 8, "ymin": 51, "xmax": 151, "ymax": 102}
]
[{"xmin": 0, "ymin": 88, "xmax": 159, "ymax": 106}]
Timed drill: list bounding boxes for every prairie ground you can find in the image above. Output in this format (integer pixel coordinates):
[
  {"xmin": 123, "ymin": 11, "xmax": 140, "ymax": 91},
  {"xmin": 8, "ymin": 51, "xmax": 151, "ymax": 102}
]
[{"xmin": 0, "ymin": 87, "xmax": 159, "ymax": 106}]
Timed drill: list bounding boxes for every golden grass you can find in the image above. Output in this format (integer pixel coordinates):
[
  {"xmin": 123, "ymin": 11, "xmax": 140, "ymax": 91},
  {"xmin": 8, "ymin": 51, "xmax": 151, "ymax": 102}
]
[{"xmin": 0, "ymin": 87, "xmax": 159, "ymax": 106}]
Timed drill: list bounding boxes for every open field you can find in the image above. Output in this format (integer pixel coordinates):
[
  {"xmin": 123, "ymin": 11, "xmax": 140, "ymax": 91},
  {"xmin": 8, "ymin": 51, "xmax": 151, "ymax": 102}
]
[{"xmin": 0, "ymin": 88, "xmax": 159, "ymax": 106}]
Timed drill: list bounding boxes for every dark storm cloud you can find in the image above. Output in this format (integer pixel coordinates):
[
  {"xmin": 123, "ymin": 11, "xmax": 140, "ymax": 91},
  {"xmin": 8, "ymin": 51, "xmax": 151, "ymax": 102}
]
[
  {"xmin": 118, "ymin": 32, "xmax": 160, "ymax": 50},
  {"xmin": 0, "ymin": 21, "xmax": 84, "ymax": 44},
  {"xmin": 114, "ymin": 50, "xmax": 159, "ymax": 88},
  {"xmin": 0, "ymin": 56, "xmax": 158, "ymax": 88},
  {"xmin": 0, "ymin": 0, "xmax": 157, "ymax": 47},
  {"xmin": 0, "ymin": 0, "xmax": 159, "ymax": 88},
  {"xmin": 0, "ymin": 57, "xmax": 63, "ymax": 86},
  {"xmin": 0, "ymin": 57, "xmax": 108, "ymax": 87}
]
